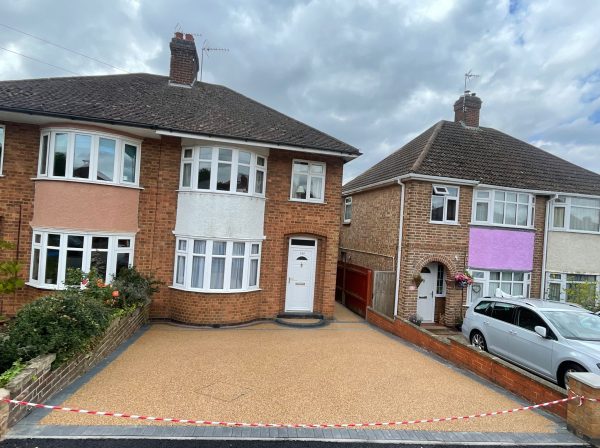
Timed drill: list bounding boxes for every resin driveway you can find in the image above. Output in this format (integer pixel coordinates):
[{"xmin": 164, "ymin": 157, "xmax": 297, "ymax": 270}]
[{"xmin": 29, "ymin": 303, "xmax": 566, "ymax": 436}]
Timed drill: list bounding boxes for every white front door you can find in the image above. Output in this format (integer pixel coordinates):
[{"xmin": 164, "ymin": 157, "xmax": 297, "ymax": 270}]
[
  {"xmin": 417, "ymin": 263, "xmax": 437, "ymax": 323},
  {"xmin": 285, "ymin": 238, "xmax": 317, "ymax": 312}
]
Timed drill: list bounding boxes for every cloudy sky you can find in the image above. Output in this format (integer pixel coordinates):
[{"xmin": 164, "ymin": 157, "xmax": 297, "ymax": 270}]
[{"xmin": 1, "ymin": 0, "xmax": 599, "ymax": 182}]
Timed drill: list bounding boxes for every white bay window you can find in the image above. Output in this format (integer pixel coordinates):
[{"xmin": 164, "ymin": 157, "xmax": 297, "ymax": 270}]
[
  {"xmin": 180, "ymin": 146, "xmax": 267, "ymax": 196},
  {"xmin": 30, "ymin": 230, "xmax": 134, "ymax": 288},
  {"xmin": 38, "ymin": 129, "xmax": 140, "ymax": 186},
  {"xmin": 173, "ymin": 238, "xmax": 261, "ymax": 292},
  {"xmin": 472, "ymin": 189, "xmax": 535, "ymax": 228},
  {"xmin": 469, "ymin": 270, "xmax": 531, "ymax": 304},
  {"xmin": 551, "ymin": 196, "xmax": 600, "ymax": 233},
  {"xmin": 546, "ymin": 272, "xmax": 600, "ymax": 302}
]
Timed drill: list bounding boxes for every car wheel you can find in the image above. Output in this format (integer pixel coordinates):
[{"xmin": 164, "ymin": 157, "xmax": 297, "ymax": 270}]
[
  {"xmin": 559, "ymin": 363, "xmax": 587, "ymax": 389},
  {"xmin": 470, "ymin": 331, "xmax": 487, "ymax": 352}
]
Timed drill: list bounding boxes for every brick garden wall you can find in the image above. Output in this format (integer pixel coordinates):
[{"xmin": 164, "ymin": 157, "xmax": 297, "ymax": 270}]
[
  {"xmin": 339, "ymin": 184, "xmax": 400, "ymax": 271},
  {"xmin": 366, "ymin": 308, "xmax": 568, "ymax": 419},
  {"xmin": 0, "ymin": 304, "xmax": 149, "ymax": 438}
]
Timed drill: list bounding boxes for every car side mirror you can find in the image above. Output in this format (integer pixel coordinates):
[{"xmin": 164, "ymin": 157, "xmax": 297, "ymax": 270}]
[{"xmin": 534, "ymin": 326, "xmax": 547, "ymax": 338}]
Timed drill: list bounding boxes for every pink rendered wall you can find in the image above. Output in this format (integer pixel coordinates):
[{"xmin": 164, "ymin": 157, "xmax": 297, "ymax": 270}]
[
  {"xmin": 31, "ymin": 180, "xmax": 139, "ymax": 233},
  {"xmin": 468, "ymin": 227, "xmax": 534, "ymax": 271}
]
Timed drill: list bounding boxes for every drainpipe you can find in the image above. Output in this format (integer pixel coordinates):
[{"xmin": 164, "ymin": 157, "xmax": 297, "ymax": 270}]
[
  {"xmin": 541, "ymin": 195, "xmax": 557, "ymax": 300},
  {"xmin": 394, "ymin": 178, "xmax": 407, "ymax": 318}
]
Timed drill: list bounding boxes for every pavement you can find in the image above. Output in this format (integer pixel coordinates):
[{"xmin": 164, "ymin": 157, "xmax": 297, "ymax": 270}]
[{"xmin": 1, "ymin": 303, "xmax": 588, "ymax": 447}]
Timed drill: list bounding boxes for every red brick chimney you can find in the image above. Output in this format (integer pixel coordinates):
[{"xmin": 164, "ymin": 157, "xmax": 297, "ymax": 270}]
[
  {"xmin": 169, "ymin": 32, "xmax": 199, "ymax": 86},
  {"xmin": 453, "ymin": 93, "xmax": 482, "ymax": 127}
]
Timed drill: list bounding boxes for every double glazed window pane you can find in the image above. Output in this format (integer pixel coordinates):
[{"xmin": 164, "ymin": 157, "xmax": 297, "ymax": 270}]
[
  {"xmin": 45, "ymin": 248, "xmax": 60, "ymax": 284},
  {"xmin": 570, "ymin": 207, "xmax": 600, "ymax": 232},
  {"xmin": 553, "ymin": 207, "xmax": 565, "ymax": 227},
  {"xmin": 255, "ymin": 170, "xmax": 264, "ymax": 194},
  {"xmin": 431, "ymin": 196, "xmax": 444, "ymax": 221},
  {"xmin": 198, "ymin": 162, "xmax": 211, "ymax": 189},
  {"xmin": 493, "ymin": 201, "xmax": 504, "ymax": 224},
  {"xmin": 237, "ymin": 164, "xmax": 250, "ymax": 193},
  {"xmin": 98, "ymin": 138, "xmax": 116, "ymax": 181},
  {"xmin": 548, "ymin": 283, "xmax": 561, "ymax": 301},
  {"xmin": 446, "ymin": 198, "xmax": 456, "ymax": 221},
  {"xmin": 310, "ymin": 177, "xmax": 323, "ymax": 200},
  {"xmin": 91, "ymin": 251, "xmax": 108, "ymax": 280},
  {"xmin": 73, "ymin": 134, "xmax": 91, "ymax": 179},
  {"xmin": 40, "ymin": 135, "xmax": 49, "ymax": 175},
  {"xmin": 66, "ymin": 250, "xmax": 83, "ymax": 270},
  {"xmin": 191, "ymin": 256, "xmax": 205, "ymax": 288},
  {"xmin": 53, "ymin": 133, "xmax": 68, "ymax": 176},
  {"xmin": 123, "ymin": 144, "xmax": 137, "ymax": 183},
  {"xmin": 31, "ymin": 249, "xmax": 40, "ymax": 281},
  {"xmin": 505, "ymin": 203, "xmax": 517, "ymax": 225},
  {"xmin": 216, "ymin": 163, "xmax": 231, "ymax": 191},
  {"xmin": 475, "ymin": 202, "xmax": 488, "ymax": 221},
  {"xmin": 230, "ymin": 258, "xmax": 244, "ymax": 289},
  {"xmin": 176, "ymin": 256, "xmax": 186, "ymax": 285},
  {"xmin": 292, "ymin": 174, "xmax": 308, "ymax": 199}
]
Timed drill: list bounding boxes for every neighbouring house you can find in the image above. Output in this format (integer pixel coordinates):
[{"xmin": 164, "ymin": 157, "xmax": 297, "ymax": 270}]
[
  {"xmin": 340, "ymin": 93, "xmax": 600, "ymax": 326},
  {"xmin": 0, "ymin": 32, "xmax": 360, "ymax": 324}
]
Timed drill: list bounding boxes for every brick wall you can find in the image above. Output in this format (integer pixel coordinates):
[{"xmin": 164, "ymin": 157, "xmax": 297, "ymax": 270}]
[
  {"xmin": 531, "ymin": 195, "xmax": 547, "ymax": 297},
  {"xmin": 399, "ymin": 180, "xmax": 472, "ymax": 325},
  {"xmin": 339, "ymin": 184, "xmax": 400, "ymax": 271},
  {"xmin": 366, "ymin": 308, "xmax": 568, "ymax": 419},
  {"xmin": 0, "ymin": 304, "xmax": 148, "ymax": 437}
]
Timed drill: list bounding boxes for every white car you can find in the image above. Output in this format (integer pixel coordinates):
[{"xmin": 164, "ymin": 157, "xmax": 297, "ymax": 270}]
[{"xmin": 462, "ymin": 297, "xmax": 600, "ymax": 387}]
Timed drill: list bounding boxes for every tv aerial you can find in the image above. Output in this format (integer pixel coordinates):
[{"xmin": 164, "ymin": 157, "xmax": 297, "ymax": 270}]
[
  {"xmin": 462, "ymin": 70, "xmax": 480, "ymax": 111},
  {"xmin": 200, "ymin": 40, "xmax": 229, "ymax": 81}
]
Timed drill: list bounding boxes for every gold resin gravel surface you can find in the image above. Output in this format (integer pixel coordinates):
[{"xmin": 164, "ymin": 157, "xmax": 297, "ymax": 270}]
[{"xmin": 41, "ymin": 304, "xmax": 556, "ymax": 433}]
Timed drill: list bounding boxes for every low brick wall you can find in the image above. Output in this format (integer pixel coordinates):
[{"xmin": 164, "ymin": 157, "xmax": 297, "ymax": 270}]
[
  {"xmin": 366, "ymin": 307, "xmax": 568, "ymax": 418},
  {"xmin": 0, "ymin": 304, "xmax": 149, "ymax": 438}
]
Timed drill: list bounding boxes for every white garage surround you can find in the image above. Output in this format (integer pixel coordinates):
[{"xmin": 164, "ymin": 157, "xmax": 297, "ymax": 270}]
[{"xmin": 174, "ymin": 191, "xmax": 266, "ymax": 240}]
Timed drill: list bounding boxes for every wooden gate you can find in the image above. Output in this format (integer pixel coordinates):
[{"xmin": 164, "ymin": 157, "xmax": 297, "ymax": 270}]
[
  {"xmin": 372, "ymin": 271, "xmax": 396, "ymax": 318},
  {"xmin": 336, "ymin": 262, "xmax": 372, "ymax": 318}
]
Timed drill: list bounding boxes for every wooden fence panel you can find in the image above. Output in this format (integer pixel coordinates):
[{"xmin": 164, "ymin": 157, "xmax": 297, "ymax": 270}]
[
  {"xmin": 372, "ymin": 271, "xmax": 396, "ymax": 318},
  {"xmin": 336, "ymin": 262, "xmax": 372, "ymax": 318}
]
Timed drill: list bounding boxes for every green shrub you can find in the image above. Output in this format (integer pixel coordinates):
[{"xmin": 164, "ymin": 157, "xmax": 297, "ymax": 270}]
[
  {"xmin": 0, "ymin": 290, "xmax": 111, "ymax": 371},
  {"xmin": 112, "ymin": 266, "xmax": 161, "ymax": 308},
  {"xmin": 0, "ymin": 359, "xmax": 25, "ymax": 388},
  {"xmin": 566, "ymin": 282, "xmax": 600, "ymax": 312}
]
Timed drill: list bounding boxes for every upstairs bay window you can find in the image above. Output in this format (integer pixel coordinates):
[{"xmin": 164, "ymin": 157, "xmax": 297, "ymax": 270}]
[
  {"xmin": 430, "ymin": 185, "xmax": 458, "ymax": 224},
  {"xmin": 472, "ymin": 189, "xmax": 535, "ymax": 228},
  {"xmin": 291, "ymin": 160, "xmax": 326, "ymax": 202},
  {"xmin": 38, "ymin": 129, "xmax": 140, "ymax": 186},
  {"xmin": 173, "ymin": 238, "xmax": 261, "ymax": 292},
  {"xmin": 30, "ymin": 230, "xmax": 134, "ymax": 289},
  {"xmin": 180, "ymin": 147, "xmax": 266, "ymax": 196},
  {"xmin": 551, "ymin": 196, "xmax": 600, "ymax": 233}
]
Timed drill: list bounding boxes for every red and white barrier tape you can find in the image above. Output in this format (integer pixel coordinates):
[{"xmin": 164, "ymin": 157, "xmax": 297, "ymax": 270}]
[{"xmin": 2, "ymin": 395, "xmax": 595, "ymax": 428}]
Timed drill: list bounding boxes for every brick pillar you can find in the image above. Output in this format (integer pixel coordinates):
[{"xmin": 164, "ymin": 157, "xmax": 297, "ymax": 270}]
[
  {"xmin": 0, "ymin": 388, "xmax": 9, "ymax": 440},
  {"xmin": 567, "ymin": 372, "xmax": 600, "ymax": 446}
]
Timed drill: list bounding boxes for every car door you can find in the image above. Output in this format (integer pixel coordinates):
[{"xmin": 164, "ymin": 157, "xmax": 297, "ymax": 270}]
[
  {"xmin": 509, "ymin": 307, "xmax": 555, "ymax": 378},
  {"xmin": 485, "ymin": 301, "xmax": 516, "ymax": 357}
]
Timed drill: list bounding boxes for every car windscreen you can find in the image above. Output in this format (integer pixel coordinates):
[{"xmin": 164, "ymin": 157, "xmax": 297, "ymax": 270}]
[{"xmin": 541, "ymin": 311, "xmax": 600, "ymax": 341}]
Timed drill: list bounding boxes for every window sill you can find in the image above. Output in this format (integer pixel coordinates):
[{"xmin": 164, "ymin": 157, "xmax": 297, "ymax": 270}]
[
  {"xmin": 32, "ymin": 177, "xmax": 144, "ymax": 190},
  {"xmin": 548, "ymin": 228, "xmax": 600, "ymax": 235},
  {"xmin": 342, "ymin": 220, "xmax": 351, "ymax": 225},
  {"xmin": 169, "ymin": 285, "xmax": 262, "ymax": 294},
  {"xmin": 288, "ymin": 198, "xmax": 326, "ymax": 205},
  {"xmin": 469, "ymin": 222, "xmax": 535, "ymax": 231},
  {"xmin": 429, "ymin": 221, "xmax": 460, "ymax": 226},
  {"xmin": 25, "ymin": 281, "xmax": 63, "ymax": 291},
  {"xmin": 177, "ymin": 189, "xmax": 266, "ymax": 200}
]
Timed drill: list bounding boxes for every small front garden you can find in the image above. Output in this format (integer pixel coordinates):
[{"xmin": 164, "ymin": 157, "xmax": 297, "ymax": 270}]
[{"xmin": 0, "ymin": 266, "xmax": 159, "ymax": 387}]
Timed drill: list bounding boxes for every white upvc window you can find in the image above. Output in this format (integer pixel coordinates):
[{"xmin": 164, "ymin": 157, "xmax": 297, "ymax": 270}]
[
  {"xmin": 173, "ymin": 238, "xmax": 261, "ymax": 292},
  {"xmin": 179, "ymin": 146, "xmax": 267, "ymax": 197},
  {"xmin": 468, "ymin": 270, "xmax": 531, "ymax": 304},
  {"xmin": 430, "ymin": 184, "xmax": 459, "ymax": 224},
  {"xmin": 546, "ymin": 272, "xmax": 600, "ymax": 302},
  {"xmin": 37, "ymin": 129, "xmax": 141, "ymax": 187},
  {"xmin": 30, "ymin": 230, "xmax": 135, "ymax": 289},
  {"xmin": 550, "ymin": 196, "xmax": 600, "ymax": 233},
  {"xmin": 343, "ymin": 196, "xmax": 352, "ymax": 223},
  {"xmin": 0, "ymin": 124, "xmax": 5, "ymax": 175},
  {"xmin": 472, "ymin": 189, "xmax": 535, "ymax": 228},
  {"xmin": 290, "ymin": 160, "xmax": 326, "ymax": 203}
]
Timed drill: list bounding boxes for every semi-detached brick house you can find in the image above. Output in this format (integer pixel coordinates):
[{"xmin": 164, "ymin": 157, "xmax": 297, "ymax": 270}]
[
  {"xmin": 341, "ymin": 94, "xmax": 600, "ymax": 326},
  {"xmin": 0, "ymin": 32, "xmax": 360, "ymax": 324}
]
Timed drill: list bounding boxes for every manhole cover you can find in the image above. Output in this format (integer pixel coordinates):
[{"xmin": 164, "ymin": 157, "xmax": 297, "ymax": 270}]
[{"xmin": 200, "ymin": 381, "xmax": 252, "ymax": 402}]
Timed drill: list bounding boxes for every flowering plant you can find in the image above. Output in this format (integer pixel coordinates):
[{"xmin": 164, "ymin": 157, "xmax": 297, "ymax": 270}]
[{"xmin": 454, "ymin": 271, "xmax": 474, "ymax": 287}]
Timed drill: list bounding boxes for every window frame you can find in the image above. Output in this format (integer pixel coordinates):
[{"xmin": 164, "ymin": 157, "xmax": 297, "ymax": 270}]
[
  {"xmin": 430, "ymin": 184, "xmax": 459, "ymax": 225},
  {"xmin": 545, "ymin": 272, "xmax": 600, "ymax": 302},
  {"xmin": 343, "ymin": 196, "xmax": 352, "ymax": 223},
  {"xmin": 0, "ymin": 124, "xmax": 5, "ymax": 175},
  {"xmin": 290, "ymin": 159, "xmax": 326, "ymax": 203},
  {"xmin": 172, "ymin": 237, "xmax": 262, "ymax": 293},
  {"xmin": 29, "ymin": 230, "xmax": 135, "ymax": 289},
  {"xmin": 550, "ymin": 195, "xmax": 600, "ymax": 234},
  {"xmin": 37, "ymin": 128, "xmax": 141, "ymax": 187},
  {"xmin": 179, "ymin": 146, "xmax": 267, "ymax": 197},
  {"xmin": 467, "ymin": 270, "xmax": 531, "ymax": 304},
  {"xmin": 471, "ymin": 188, "xmax": 535, "ymax": 229}
]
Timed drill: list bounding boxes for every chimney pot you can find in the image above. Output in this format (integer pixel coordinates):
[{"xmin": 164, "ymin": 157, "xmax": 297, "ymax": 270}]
[
  {"xmin": 169, "ymin": 32, "xmax": 199, "ymax": 86},
  {"xmin": 453, "ymin": 93, "xmax": 482, "ymax": 127}
]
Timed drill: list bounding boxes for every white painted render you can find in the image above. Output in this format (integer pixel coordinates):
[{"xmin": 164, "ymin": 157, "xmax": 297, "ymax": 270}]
[
  {"xmin": 546, "ymin": 231, "xmax": 600, "ymax": 274},
  {"xmin": 174, "ymin": 191, "xmax": 266, "ymax": 240}
]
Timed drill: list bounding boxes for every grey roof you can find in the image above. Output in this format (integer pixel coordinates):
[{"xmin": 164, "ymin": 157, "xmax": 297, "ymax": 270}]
[
  {"xmin": 0, "ymin": 73, "xmax": 359, "ymax": 156},
  {"xmin": 343, "ymin": 120, "xmax": 600, "ymax": 196}
]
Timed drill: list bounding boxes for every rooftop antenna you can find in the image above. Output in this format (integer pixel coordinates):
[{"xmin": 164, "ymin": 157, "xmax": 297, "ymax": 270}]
[
  {"xmin": 463, "ymin": 70, "xmax": 480, "ymax": 112},
  {"xmin": 199, "ymin": 40, "xmax": 229, "ymax": 81}
]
